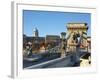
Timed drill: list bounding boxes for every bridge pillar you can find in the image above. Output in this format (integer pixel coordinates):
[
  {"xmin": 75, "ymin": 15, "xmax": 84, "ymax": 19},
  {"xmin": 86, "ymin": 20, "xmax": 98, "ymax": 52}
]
[{"xmin": 66, "ymin": 23, "xmax": 88, "ymax": 53}]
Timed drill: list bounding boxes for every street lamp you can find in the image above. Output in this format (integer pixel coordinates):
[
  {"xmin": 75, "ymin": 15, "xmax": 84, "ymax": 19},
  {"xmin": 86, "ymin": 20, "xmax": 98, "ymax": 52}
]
[
  {"xmin": 61, "ymin": 32, "xmax": 66, "ymax": 40},
  {"xmin": 60, "ymin": 32, "xmax": 66, "ymax": 58}
]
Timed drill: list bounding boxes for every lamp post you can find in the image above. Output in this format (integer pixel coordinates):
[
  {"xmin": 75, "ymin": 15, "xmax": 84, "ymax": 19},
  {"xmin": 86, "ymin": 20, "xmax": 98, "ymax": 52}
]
[
  {"xmin": 61, "ymin": 32, "xmax": 66, "ymax": 58},
  {"xmin": 27, "ymin": 42, "xmax": 32, "ymax": 56}
]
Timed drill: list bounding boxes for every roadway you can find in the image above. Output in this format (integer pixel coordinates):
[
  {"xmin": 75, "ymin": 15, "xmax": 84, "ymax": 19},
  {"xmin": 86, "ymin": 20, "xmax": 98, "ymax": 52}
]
[{"xmin": 24, "ymin": 51, "xmax": 86, "ymax": 69}]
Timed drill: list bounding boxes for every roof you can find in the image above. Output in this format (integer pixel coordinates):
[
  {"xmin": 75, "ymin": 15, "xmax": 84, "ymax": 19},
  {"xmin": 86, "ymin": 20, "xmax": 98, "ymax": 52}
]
[{"xmin": 24, "ymin": 36, "xmax": 45, "ymax": 42}]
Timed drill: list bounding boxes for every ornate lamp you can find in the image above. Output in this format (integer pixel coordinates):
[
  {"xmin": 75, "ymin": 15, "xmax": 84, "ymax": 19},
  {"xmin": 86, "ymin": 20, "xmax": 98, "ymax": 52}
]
[
  {"xmin": 60, "ymin": 32, "xmax": 66, "ymax": 58},
  {"xmin": 61, "ymin": 32, "xmax": 66, "ymax": 40}
]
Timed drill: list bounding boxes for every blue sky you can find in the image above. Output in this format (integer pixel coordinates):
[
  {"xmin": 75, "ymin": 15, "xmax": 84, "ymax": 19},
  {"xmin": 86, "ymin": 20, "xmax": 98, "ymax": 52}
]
[{"xmin": 23, "ymin": 10, "xmax": 91, "ymax": 37}]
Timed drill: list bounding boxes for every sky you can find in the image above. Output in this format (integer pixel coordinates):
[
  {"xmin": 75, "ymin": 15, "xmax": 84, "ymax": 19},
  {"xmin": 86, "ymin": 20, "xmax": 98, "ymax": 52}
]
[{"xmin": 23, "ymin": 10, "xmax": 91, "ymax": 37}]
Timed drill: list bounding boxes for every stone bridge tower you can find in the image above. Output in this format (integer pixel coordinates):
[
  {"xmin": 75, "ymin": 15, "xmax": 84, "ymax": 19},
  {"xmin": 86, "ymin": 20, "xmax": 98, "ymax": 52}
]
[{"xmin": 66, "ymin": 23, "xmax": 88, "ymax": 52}]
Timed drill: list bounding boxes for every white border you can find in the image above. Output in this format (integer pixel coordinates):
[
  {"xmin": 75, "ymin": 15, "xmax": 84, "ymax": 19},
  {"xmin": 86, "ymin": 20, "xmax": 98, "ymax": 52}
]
[{"xmin": 11, "ymin": 2, "xmax": 97, "ymax": 78}]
